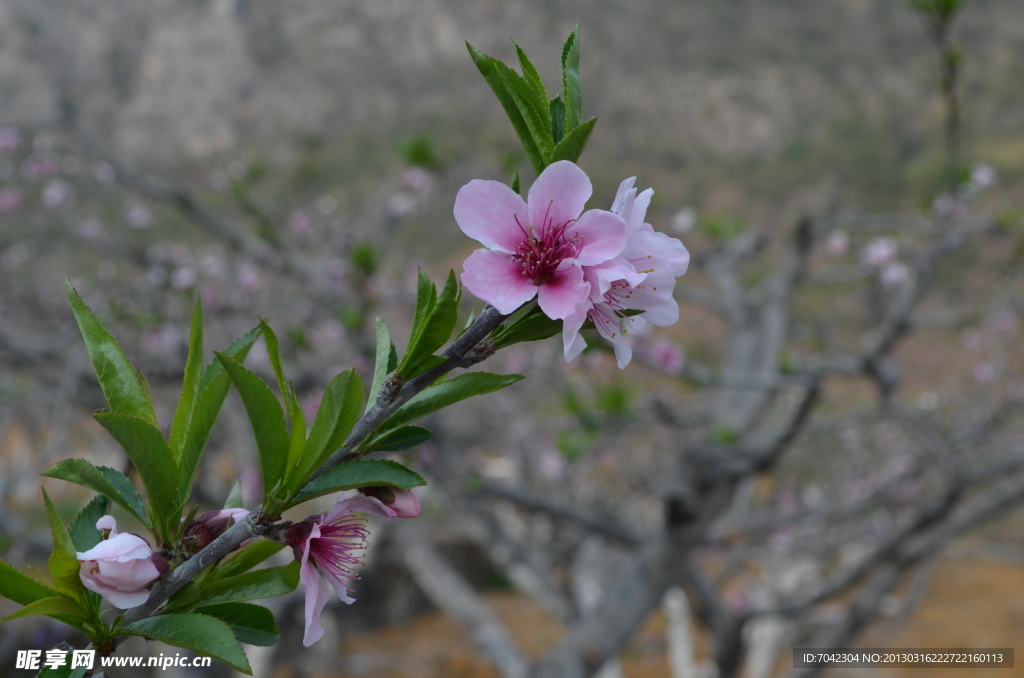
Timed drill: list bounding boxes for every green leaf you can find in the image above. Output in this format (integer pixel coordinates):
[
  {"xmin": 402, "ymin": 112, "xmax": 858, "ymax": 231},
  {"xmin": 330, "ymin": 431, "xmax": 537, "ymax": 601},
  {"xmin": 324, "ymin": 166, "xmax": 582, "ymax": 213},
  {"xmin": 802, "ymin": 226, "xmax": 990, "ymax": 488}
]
[
  {"xmin": 515, "ymin": 40, "xmax": 548, "ymax": 111},
  {"xmin": 510, "ymin": 171, "xmax": 521, "ymax": 195},
  {"xmin": 367, "ymin": 318, "xmax": 398, "ymax": 411},
  {"xmin": 260, "ymin": 321, "xmax": 307, "ymax": 487},
  {"xmin": 362, "ymin": 426, "xmax": 432, "ymax": 453},
  {"xmin": 293, "ymin": 369, "xmax": 364, "ymax": 489},
  {"xmin": 492, "ymin": 308, "xmax": 562, "ymax": 348},
  {"xmin": 68, "ymin": 495, "xmax": 110, "ymax": 552},
  {"xmin": 405, "ymin": 355, "xmax": 449, "ymax": 381},
  {"xmin": 179, "ymin": 327, "xmax": 261, "ymax": 505},
  {"xmin": 215, "ymin": 352, "xmax": 289, "ymax": 498},
  {"xmin": 2, "ymin": 596, "xmax": 90, "ymax": 622},
  {"xmin": 399, "ymin": 270, "xmax": 461, "ymax": 379},
  {"xmin": 223, "ymin": 481, "xmax": 243, "ymax": 510},
  {"xmin": 35, "ymin": 664, "xmax": 87, "ymax": 678},
  {"xmin": 561, "ymin": 25, "xmax": 583, "ymax": 133},
  {"xmin": 199, "ymin": 326, "xmax": 262, "ymax": 392},
  {"xmin": 291, "ymin": 459, "xmax": 425, "ymax": 506},
  {"xmin": 377, "ymin": 372, "xmax": 525, "ymax": 435},
  {"xmin": 496, "ymin": 61, "xmax": 555, "ymax": 162},
  {"xmin": 41, "ymin": 459, "xmax": 149, "ymax": 527},
  {"xmin": 214, "ymin": 540, "xmax": 285, "ymax": 581},
  {"xmin": 169, "ymin": 296, "xmax": 204, "ymax": 464},
  {"xmin": 122, "ymin": 613, "xmax": 252, "ymax": 674},
  {"xmin": 194, "ymin": 602, "xmax": 280, "ymax": 646},
  {"xmin": 550, "ymin": 96, "xmax": 566, "ymax": 145},
  {"xmin": 66, "ymin": 280, "xmax": 156, "ymax": 425},
  {"xmin": 198, "ymin": 562, "xmax": 299, "ymax": 606},
  {"xmin": 549, "ymin": 116, "xmax": 597, "ymax": 165},
  {"xmin": 43, "ymin": 490, "xmax": 82, "ymax": 597},
  {"xmin": 0, "ymin": 559, "xmax": 59, "ymax": 605},
  {"xmin": 93, "ymin": 412, "xmax": 178, "ymax": 535},
  {"xmin": 163, "ymin": 582, "xmax": 201, "ymax": 613},
  {"xmin": 467, "ymin": 42, "xmax": 546, "ymax": 175}
]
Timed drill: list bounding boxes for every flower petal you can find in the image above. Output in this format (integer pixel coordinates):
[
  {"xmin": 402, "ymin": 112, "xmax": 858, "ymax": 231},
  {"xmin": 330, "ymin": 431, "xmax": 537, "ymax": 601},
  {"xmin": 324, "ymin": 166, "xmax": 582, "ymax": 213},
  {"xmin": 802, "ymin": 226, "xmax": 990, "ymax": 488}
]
[
  {"xmin": 562, "ymin": 302, "xmax": 590, "ymax": 362},
  {"xmin": 570, "ymin": 210, "xmax": 627, "ymax": 266},
  {"xmin": 76, "ymin": 532, "xmax": 153, "ymax": 563},
  {"xmin": 323, "ymin": 493, "xmax": 396, "ymax": 523},
  {"xmin": 537, "ymin": 262, "xmax": 589, "ymax": 320},
  {"xmin": 611, "ymin": 177, "xmax": 636, "ymax": 214},
  {"xmin": 527, "ymin": 160, "xmax": 592, "ymax": 229},
  {"xmin": 462, "ymin": 249, "xmax": 538, "ymax": 314},
  {"xmin": 454, "ymin": 180, "xmax": 529, "ymax": 253},
  {"xmin": 301, "ymin": 563, "xmax": 332, "ymax": 647},
  {"xmin": 628, "ymin": 231, "xmax": 690, "ymax": 276},
  {"xmin": 584, "ymin": 256, "xmax": 647, "ymax": 303}
]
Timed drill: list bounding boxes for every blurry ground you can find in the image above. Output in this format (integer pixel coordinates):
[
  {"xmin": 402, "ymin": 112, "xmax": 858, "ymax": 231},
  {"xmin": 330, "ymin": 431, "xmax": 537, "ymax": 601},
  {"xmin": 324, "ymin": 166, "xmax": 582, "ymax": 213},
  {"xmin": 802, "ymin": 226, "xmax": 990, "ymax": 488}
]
[{"xmin": 263, "ymin": 548, "xmax": 1024, "ymax": 678}]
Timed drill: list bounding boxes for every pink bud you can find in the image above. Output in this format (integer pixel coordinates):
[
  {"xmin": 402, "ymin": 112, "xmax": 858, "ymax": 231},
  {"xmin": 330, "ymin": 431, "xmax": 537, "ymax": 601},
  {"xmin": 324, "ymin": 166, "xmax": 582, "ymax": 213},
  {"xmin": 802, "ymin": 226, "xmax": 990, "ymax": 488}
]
[
  {"xmin": 76, "ymin": 516, "xmax": 161, "ymax": 609},
  {"xmin": 358, "ymin": 486, "xmax": 421, "ymax": 518}
]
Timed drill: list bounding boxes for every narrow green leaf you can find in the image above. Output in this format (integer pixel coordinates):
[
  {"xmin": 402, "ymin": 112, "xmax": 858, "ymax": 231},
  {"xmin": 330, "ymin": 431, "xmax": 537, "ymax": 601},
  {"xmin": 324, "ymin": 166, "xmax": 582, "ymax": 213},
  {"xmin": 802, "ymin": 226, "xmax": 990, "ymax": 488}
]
[
  {"xmin": 405, "ymin": 355, "xmax": 449, "ymax": 380},
  {"xmin": 398, "ymin": 269, "xmax": 437, "ymax": 376},
  {"xmin": 377, "ymin": 372, "xmax": 525, "ymax": 435},
  {"xmin": 293, "ymin": 369, "xmax": 364, "ymax": 488},
  {"xmin": 550, "ymin": 96, "xmax": 566, "ymax": 145},
  {"xmin": 93, "ymin": 412, "xmax": 178, "ymax": 534},
  {"xmin": 367, "ymin": 318, "xmax": 398, "ymax": 411},
  {"xmin": 510, "ymin": 171, "xmax": 521, "ymax": 195},
  {"xmin": 549, "ymin": 116, "xmax": 597, "ymax": 165},
  {"xmin": 163, "ymin": 582, "xmax": 201, "ymax": 613},
  {"xmin": 169, "ymin": 296, "xmax": 204, "ymax": 463},
  {"xmin": 223, "ymin": 481, "xmax": 243, "ymax": 509},
  {"xmin": 492, "ymin": 309, "xmax": 563, "ymax": 348},
  {"xmin": 68, "ymin": 495, "xmax": 110, "ymax": 552},
  {"xmin": 122, "ymin": 613, "xmax": 252, "ymax": 674},
  {"xmin": 215, "ymin": 352, "xmax": 289, "ymax": 497},
  {"xmin": 283, "ymin": 402, "xmax": 307, "ymax": 490},
  {"xmin": 362, "ymin": 425, "xmax": 432, "ymax": 453},
  {"xmin": 496, "ymin": 61, "xmax": 555, "ymax": 164},
  {"xmin": 515, "ymin": 40, "xmax": 549, "ymax": 119},
  {"xmin": 214, "ymin": 541, "xmax": 285, "ymax": 581},
  {"xmin": 43, "ymin": 490, "xmax": 82, "ymax": 597},
  {"xmin": 41, "ymin": 459, "xmax": 149, "ymax": 527},
  {"xmin": 65, "ymin": 280, "xmax": 156, "ymax": 425},
  {"xmin": 467, "ymin": 42, "xmax": 545, "ymax": 174},
  {"xmin": 179, "ymin": 327, "xmax": 261, "ymax": 505},
  {"xmin": 196, "ymin": 602, "xmax": 280, "ymax": 646},
  {"xmin": 198, "ymin": 562, "xmax": 299, "ymax": 606},
  {"xmin": 417, "ymin": 270, "xmax": 461, "ymax": 367},
  {"xmin": 0, "ymin": 559, "xmax": 59, "ymax": 605},
  {"xmin": 199, "ymin": 326, "xmax": 262, "ymax": 392},
  {"xmin": 292, "ymin": 459, "xmax": 425, "ymax": 506},
  {"xmin": 2, "ymin": 596, "xmax": 90, "ymax": 622},
  {"xmin": 561, "ymin": 25, "xmax": 583, "ymax": 133}
]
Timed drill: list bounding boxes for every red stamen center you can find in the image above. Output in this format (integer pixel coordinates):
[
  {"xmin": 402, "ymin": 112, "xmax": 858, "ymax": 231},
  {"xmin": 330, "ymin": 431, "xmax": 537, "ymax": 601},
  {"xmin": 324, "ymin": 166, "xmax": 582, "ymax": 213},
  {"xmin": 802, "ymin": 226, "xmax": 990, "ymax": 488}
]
[{"xmin": 511, "ymin": 202, "xmax": 581, "ymax": 285}]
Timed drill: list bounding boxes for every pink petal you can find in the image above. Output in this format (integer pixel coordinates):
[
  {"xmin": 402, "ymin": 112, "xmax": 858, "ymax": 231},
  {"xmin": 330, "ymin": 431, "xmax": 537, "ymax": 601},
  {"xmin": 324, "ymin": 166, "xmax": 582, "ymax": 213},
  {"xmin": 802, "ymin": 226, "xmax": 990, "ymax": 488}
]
[
  {"xmin": 527, "ymin": 160, "xmax": 591, "ymax": 230},
  {"xmin": 321, "ymin": 567, "xmax": 357, "ymax": 605},
  {"xmin": 454, "ymin": 180, "xmax": 529, "ymax": 253},
  {"xmin": 562, "ymin": 303, "xmax": 590, "ymax": 362},
  {"xmin": 94, "ymin": 558, "xmax": 160, "ymax": 591},
  {"xmin": 584, "ymin": 256, "xmax": 646, "ymax": 303},
  {"xmin": 323, "ymin": 494, "xmax": 395, "ymax": 524},
  {"xmin": 570, "ymin": 210, "xmax": 627, "ymax": 266},
  {"xmin": 537, "ymin": 262, "xmax": 589, "ymax": 320},
  {"xmin": 627, "ymin": 189, "xmax": 653, "ymax": 233},
  {"xmin": 388, "ymin": 489, "xmax": 421, "ymax": 518},
  {"xmin": 96, "ymin": 515, "xmax": 118, "ymax": 534},
  {"xmin": 76, "ymin": 532, "xmax": 153, "ymax": 562},
  {"xmin": 301, "ymin": 561, "xmax": 331, "ymax": 647},
  {"xmin": 462, "ymin": 249, "xmax": 538, "ymax": 314},
  {"xmin": 628, "ymin": 231, "xmax": 689, "ymax": 276},
  {"xmin": 611, "ymin": 177, "xmax": 636, "ymax": 214}
]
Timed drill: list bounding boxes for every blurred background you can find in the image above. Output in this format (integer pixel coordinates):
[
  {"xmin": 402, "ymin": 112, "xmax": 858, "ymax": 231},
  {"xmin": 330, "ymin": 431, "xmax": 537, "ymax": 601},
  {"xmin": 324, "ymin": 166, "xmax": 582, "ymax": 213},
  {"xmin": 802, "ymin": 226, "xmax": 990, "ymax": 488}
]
[{"xmin": 1, "ymin": 0, "xmax": 1023, "ymax": 677}]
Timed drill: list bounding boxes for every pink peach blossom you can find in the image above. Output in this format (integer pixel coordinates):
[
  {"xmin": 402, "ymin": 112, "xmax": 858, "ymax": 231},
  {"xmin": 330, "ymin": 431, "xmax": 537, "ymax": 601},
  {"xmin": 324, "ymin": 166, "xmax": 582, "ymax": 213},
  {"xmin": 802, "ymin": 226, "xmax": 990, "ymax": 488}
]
[
  {"xmin": 562, "ymin": 177, "xmax": 689, "ymax": 368},
  {"xmin": 286, "ymin": 494, "xmax": 398, "ymax": 646},
  {"xmin": 456, "ymin": 160, "xmax": 627, "ymax": 320},
  {"xmin": 76, "ymin": 516, "xmax": 164, "ymax": 609}
]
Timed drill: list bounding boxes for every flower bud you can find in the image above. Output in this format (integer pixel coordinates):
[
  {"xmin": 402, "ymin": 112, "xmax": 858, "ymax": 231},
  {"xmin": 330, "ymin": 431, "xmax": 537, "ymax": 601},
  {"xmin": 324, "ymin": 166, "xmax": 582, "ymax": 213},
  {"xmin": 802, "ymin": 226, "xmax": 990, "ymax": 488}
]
[
  {"xmin": 358, "ymin": 486, "xmax": 421, "ymax": 518},
  {"xmin": 182, "ymin": 509, "xmax": 249, "ymax": 552},
  {"xmin": 76, "ymin": 516, "xmax": 162, "ymax": 609}
]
